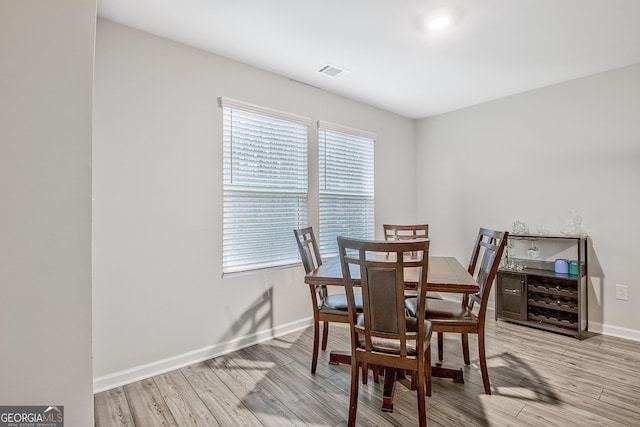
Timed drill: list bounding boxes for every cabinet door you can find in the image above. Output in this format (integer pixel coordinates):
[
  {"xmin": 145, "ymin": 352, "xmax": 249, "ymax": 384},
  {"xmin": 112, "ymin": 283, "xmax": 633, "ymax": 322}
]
[{"xmin": 496, "ymin": 272, "xmax": 527, "ymax": 321}]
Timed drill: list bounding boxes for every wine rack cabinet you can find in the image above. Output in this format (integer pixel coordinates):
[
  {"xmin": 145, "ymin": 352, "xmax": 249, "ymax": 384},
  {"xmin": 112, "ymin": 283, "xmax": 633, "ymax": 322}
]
[{"xmin": 495, "ymin": 234, "xmax": 588, "ymax": 339}]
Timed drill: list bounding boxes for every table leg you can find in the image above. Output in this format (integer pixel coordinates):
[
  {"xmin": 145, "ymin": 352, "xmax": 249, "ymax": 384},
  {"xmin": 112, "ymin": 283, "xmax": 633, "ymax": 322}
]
[
  {"xmin": 329, "ymin": 350, "xmax": 352, "ymax": 366},
  {"xmin": 432, "ymin": 365, "xmax": 464, "ymax": 383}
]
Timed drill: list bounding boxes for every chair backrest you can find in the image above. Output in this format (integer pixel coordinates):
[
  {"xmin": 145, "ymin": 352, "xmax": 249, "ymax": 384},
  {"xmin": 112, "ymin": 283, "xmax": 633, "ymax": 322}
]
[
  {"xmin": 337, "ymin": 237, "xmax": 430, "ymax": 357},
  {"xmin": 383, "ymin": 224, "xmax": 429, "ymax": 241},
  {"xmin": 466, "ymin": 228, "xmax": 508, "ymax": 317},
  {"xmin": 294, "ymin": 227, "xmax": 323, "ymax": 274}
]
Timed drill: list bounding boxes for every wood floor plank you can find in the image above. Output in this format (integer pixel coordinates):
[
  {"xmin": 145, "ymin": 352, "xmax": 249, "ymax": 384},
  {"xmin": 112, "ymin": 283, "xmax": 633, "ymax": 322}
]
[
  {"xmin": 596, "ymin": 333, "xmax": 640, "ymax": 355},
  {"xmin": 233, "ymin": 351, "xmax": 344, "ymax": 426},
  {"xmin": 123, "ymin": 378, "xmax": 178, "ymax": 426},
  {"xmin": 599, "ymin": 384, "xmax": 640, "ymax": 414},
  {"xmin": 186, "ymin": 369, "xmax": 264, "ymax": 427},
  {"xmin": 153, "ymin": 370, "xmax": 220, "ymax": 426},
  {"xmin": 94, "ymin": 387, "xmax": 135, "ymax": 427},
  {"xmin": 517, "ymin": 397, "xmax": 633, "ymax": 427},
  {"xmin": 207, "ymin": 353, "xmax": 306, "ymax": 427},
  {"xmin": 560, "ymin": 346, "xmax": 640, "ymax": 387},
  {"xmin": 435, "ymin": 376, "xmax": 526, "ymax": 417},
  {"xmin": 180, "ymin": 361, "xmax": 215, "ymax": 379},
  {"xmin": 426, "ymin": 398, "xmax": 539, "ymax": 427},
  {"xmin": 515, "ymin": 374, "xmax": 640, "ymax": 427},
  {"xmin": 241, "ymin": 336, "xmax": 297, "ymax": 367}
]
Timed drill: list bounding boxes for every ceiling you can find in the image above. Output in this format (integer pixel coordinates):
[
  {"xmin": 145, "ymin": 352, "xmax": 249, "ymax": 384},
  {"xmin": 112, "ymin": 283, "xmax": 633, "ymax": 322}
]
[{"xmin": 97, "ymin": 0, "xmax": 640, "ymax": 119}]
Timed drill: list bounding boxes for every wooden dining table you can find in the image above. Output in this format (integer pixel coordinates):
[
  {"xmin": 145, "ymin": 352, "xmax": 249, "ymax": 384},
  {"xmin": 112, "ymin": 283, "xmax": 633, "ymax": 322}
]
[{"xmin": 305, "ymin": 254, "xmax": 479, "ymax": 411}]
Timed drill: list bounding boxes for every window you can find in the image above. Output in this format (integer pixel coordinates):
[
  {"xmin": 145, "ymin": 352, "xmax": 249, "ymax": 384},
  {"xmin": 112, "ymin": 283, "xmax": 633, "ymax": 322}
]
[
  {"xmin": 219, "ymin": 98, "xmax": 310, "ymax": 275},
  {"xmin": 318, "ymin": 121, "xmax": 375, "ymax": 256}
]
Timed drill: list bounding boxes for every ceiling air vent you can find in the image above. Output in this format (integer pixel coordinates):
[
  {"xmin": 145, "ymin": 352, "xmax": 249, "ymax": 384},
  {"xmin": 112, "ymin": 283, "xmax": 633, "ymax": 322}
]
[{"xmin": 317, "ymin": 64, "xmax": 349, "ymax": 78}]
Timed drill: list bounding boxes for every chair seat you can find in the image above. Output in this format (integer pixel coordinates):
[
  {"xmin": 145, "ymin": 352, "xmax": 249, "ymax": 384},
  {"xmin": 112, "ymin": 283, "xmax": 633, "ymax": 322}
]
[
  {"xmin": 405, "ymin": 290, "xmax": 443, "ymax": 300},
  {"xmin": 320, "ymin": 293, "xmax": 363, "ymax": 315},
  {"xmin": 426, "ymin": 292, "xmax": 444, "ymax": 300},
  {"xmin": 405, "ymin": 297, "xmax": 476, "ymax": 325},
  {"xmin": 356, "ymin": 314, "xmax": 432, "ymax": 355}
]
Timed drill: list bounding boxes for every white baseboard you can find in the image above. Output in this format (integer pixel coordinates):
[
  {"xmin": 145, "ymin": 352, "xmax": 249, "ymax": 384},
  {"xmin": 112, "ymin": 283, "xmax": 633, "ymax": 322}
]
[
  {"xmin": 93, "ymin": 317, "xmax": 312, "ymax": 393},
  {"xmin": 586, "ymin": 321, "xmax": 640, "ymax": 342}
]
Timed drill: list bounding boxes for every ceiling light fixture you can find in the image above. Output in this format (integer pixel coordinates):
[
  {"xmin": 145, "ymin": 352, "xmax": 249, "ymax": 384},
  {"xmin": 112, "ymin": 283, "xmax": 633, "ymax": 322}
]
[
  {"xmin": 427, "ymin": 15, "xmax": 453, "ymax": 31},
  {"xmin": 419, "ymin": 7, "xmax": 461, "ymax": 33}
]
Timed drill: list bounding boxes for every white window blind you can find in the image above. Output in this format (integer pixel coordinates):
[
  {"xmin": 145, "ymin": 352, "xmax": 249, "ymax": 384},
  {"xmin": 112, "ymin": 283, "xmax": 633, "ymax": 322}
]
[
  {"xmin": 318, "ymin": 122, "xmax": 375, "ymax": 257},
  {"xmin": 220, "ymin": 98, "xmax": 309, "ymax": 275}
]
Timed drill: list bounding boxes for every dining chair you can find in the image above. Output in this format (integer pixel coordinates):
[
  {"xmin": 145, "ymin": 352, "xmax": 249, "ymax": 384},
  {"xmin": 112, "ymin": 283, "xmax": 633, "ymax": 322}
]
[
  {"xmin": 337, "ymin": 237, "xmax": 432, "ymax": 427},
  {"xmin": 294, "ymin": 227, "xmax": 363, "ymax": 374},
  {"xmin": 405, "ymin": 228, "xmax": 508, "ymax": 395},
  {"xmin": 383, "ymin": 223, "xmax": 429, "ymax": 241},
  {"xmin": 384, "ymin": 223, "xmax": 442, "ymax": 301}
]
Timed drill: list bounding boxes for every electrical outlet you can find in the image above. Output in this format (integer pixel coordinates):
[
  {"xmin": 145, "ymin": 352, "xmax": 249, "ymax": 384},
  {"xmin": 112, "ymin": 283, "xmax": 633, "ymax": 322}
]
[{"xmin": 616, "ymin": 284, "xmax": 629, "ymax": 301}]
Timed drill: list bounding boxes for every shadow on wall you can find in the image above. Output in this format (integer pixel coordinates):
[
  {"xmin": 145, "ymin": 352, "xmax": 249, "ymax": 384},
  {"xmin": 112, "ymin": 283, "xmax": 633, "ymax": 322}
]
[
  {"xmin": 587, "ymin": 238, "xmax": 604, "ymax": 326},
  {"xmin": 218, "ymin": 287, "xmax": 274, "ymax": 345}
]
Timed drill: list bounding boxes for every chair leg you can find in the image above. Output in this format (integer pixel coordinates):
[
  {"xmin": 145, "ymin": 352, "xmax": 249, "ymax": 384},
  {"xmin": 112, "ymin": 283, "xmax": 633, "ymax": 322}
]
[
  {"xmin": 348, "ymin": 361, "xmax": 360, "ymax": 427},
  {"xmin": 321, "ymin": 321, "xmax": 329, "ymax": 351},
  {"xmin": 425, "ymin": 348, "xmax": 432, "ymax": 397},
  {"xmin": 437, "ymin": 332, "xmax": 444, "ymax": 361},
  {"xmin": 478, "ymin": 330, "xmax": 491, "ymax": 395},
  {"xmin": 361, "ymin": 363, "xmax": 368, "ymax": 385},
  {"xmin": 416, "ymin": 363, "xmax": 427, "ymax": 427},
  {"xmin": 311, "ymin": 319, "xmax": 320, "ymax": 374},
  {"xmin": 461, "ymin": 333, "xmax": 470, "ymax": 365}
]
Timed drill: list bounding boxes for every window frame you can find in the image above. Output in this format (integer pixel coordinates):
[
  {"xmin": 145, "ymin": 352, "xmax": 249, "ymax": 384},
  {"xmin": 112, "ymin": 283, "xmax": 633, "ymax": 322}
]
[
  {"xmin": 219, "ymin": 97, "xmax": 311, "ymax": 276},
  {"xmin": 317, "ymin": 120, "xmax": 376, "ymax": 257}
]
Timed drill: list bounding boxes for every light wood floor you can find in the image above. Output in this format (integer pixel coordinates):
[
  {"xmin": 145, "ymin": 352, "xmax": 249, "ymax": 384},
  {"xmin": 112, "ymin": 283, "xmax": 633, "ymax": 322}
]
[{"xmin": 95, "ymin": 314, "xmax": 640, "ymax": 426}]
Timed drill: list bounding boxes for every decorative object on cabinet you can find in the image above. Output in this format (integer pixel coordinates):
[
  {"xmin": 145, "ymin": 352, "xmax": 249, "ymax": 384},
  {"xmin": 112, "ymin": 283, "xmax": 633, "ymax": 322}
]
[
  {"xmin": 511, "ymin": 219, "xmax": 529, "ymax": 235},
  {"xmin": 495, "ymin": 234, "xmax": 588, "ymax": 339},
  {"xmin": 560, "ymin": 210, "xmax": 585, "ymax": 236}
]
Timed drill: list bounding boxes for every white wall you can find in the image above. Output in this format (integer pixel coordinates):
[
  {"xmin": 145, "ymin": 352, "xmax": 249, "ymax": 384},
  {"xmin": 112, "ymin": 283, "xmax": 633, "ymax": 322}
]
[
  {"xmin": 92, "ymin": 19, "xmax": 416, "ymax": 389},
  {"xmin": 0, "ymin": 0, "xmax": 95, "ymax": 425},
  {"xmin": 416, "ymin": 63, "xmax": 640, "ymax": 340}
]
